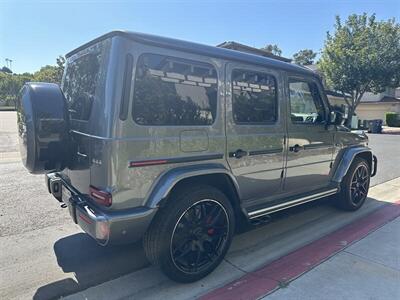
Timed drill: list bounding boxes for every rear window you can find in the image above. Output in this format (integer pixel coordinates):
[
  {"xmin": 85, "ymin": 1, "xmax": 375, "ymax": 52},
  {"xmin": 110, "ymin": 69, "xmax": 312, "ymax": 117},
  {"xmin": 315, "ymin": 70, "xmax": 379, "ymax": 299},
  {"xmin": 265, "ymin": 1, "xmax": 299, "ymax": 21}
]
[
  {"xmin": 62, "ymin": 39, "xmax": 110, "ymax": 121},
  {"xmin": 132, "ymin": 53, "xmax": 218, "ymax": 126}
]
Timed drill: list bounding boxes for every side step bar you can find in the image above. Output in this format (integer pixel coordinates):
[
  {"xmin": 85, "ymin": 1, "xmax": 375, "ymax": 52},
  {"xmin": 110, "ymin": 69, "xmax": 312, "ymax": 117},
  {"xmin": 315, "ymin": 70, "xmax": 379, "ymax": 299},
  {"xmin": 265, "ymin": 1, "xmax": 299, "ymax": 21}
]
[{"xmin": 248, "ymin": 188, "xmax": 338, "ymax": 219}]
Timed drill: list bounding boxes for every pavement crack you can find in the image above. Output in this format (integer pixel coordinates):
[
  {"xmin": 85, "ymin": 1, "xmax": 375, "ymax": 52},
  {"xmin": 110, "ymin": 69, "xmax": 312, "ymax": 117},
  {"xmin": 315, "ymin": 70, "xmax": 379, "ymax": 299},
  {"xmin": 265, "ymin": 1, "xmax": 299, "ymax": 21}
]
[
  {"xmin": 223, "ymin": 258, "xmax": 251, "ymax": 275},
  {"xmin": 342, "ymin": 250, "xmax": 400, "ymax": 272}
]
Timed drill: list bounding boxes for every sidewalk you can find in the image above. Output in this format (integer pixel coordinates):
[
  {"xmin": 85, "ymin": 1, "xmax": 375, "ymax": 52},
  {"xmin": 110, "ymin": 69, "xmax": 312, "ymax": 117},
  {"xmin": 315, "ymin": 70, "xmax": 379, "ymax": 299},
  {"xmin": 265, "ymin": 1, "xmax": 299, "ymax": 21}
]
[
  {"xmin": 382, "ymin": 126, "xmax": 400, "ymax": 135},
  {"xmin": 203, "ymin": 198, "xmax": 400, "ymax": 300},
  {"xmin": 263, "ymin": 216, "xmax": 400, "ymax": 300}
]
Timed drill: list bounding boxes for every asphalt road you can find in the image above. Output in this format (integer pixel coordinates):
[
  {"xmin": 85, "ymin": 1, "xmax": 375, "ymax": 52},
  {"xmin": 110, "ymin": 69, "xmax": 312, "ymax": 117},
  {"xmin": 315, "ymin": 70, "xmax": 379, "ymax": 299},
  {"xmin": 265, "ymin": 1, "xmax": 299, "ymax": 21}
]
[
  {"xmin": 0, "ymin": 111, "xmax": 399, "ymax": 299},
  {"xmin": 367, "ymin": 133, "xmax": 400, "ymax": 186}
]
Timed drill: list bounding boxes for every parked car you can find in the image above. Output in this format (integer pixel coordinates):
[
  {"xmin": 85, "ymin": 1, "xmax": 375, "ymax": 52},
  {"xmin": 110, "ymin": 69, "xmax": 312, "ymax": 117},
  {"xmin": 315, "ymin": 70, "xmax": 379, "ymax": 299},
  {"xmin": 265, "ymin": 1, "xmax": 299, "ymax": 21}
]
[{"xmin": 17, "ymin": 31, "xmax": 377, "ymax": 283}]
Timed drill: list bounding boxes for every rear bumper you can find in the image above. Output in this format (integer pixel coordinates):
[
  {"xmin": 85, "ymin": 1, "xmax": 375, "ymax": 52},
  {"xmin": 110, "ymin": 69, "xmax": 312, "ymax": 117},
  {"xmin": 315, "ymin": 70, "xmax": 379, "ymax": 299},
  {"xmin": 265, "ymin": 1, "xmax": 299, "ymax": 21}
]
[{"xmin": 46, "ymin": 173, "xmax": 157, "ymax": 245}]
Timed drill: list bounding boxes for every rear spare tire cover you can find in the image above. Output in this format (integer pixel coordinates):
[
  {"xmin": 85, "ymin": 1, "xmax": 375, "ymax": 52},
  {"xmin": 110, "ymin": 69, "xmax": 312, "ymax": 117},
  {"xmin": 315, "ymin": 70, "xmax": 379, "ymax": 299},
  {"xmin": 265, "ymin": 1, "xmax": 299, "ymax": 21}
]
[{"xmin": 17, "ymin": 82, "xmax": 70, "ymax": 174}]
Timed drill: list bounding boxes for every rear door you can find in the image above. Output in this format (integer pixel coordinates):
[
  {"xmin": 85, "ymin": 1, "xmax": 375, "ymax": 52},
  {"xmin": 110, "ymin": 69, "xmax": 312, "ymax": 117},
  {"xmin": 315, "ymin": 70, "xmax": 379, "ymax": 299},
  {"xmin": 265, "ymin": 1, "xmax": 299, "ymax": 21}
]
[
  {"xmin": 284, "ymin": 75, "xmax": 335, "ymax": 194},
  {"xmin": 225, "ymin": 62, "xmax": 286, "ymax": 202},
  {"xmin": 61, "ymin": 38, "xmax": 112, "ymax": 193}
]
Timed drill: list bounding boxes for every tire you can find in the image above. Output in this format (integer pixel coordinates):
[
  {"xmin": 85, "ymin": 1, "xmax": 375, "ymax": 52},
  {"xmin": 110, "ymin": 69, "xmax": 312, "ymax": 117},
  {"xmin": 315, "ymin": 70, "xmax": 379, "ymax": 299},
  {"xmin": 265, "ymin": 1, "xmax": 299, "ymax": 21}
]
[
  {"xmin": 143, "ymin": 185, "xmax": 235, "ymax": 283},
  {"xmin": 16, "ymin": 82, "xmax": 70, "ymax": 174},
  {"xmin": 336, "ymin": 157, "xmax": 371, "ymax": 211}
]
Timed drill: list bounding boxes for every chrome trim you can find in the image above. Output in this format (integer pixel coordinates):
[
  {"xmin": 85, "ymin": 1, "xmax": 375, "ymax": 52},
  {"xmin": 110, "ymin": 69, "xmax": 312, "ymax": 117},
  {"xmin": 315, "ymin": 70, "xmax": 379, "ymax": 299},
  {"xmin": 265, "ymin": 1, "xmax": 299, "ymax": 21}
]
[{"xmin": 248, "ymin": 188, "xmax": 338, "ymax": 218}]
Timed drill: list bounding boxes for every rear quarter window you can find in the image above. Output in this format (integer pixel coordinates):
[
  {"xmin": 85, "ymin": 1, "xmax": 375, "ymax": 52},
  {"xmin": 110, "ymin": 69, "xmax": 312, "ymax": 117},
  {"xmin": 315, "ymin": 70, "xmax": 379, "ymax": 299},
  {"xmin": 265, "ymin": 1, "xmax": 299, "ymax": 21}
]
[
  {"xmin": 62, "ymin": 39, "xmax": 110, "ymax": 121},
  {"xmin": 132, "ymin": 53, "xmax": 218, "ymax": 126}
]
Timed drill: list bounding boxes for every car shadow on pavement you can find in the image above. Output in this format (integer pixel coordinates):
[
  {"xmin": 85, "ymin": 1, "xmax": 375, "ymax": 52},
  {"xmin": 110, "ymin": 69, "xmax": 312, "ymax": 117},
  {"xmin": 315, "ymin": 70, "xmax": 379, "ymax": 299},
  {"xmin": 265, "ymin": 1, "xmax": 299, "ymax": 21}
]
[{"xmin": 33, "ymin": 233, "xmax": 149, "ymax": 300}]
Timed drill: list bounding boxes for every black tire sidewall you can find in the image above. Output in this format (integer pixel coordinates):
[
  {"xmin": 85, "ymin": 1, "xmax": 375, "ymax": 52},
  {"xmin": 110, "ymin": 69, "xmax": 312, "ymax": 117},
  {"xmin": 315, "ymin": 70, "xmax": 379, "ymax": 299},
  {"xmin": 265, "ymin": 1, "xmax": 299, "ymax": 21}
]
[{"xmin": 151, "ymin": 185, "xmax": 235, "ymax": 283}]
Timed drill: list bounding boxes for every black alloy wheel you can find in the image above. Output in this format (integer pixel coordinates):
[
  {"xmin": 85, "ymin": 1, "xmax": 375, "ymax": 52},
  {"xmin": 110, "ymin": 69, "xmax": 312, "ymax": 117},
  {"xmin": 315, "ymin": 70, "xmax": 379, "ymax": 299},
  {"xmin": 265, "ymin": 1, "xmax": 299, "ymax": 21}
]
[{"xmin": 170, "ymin": 199, "xmax": 229, "ymax": 274}]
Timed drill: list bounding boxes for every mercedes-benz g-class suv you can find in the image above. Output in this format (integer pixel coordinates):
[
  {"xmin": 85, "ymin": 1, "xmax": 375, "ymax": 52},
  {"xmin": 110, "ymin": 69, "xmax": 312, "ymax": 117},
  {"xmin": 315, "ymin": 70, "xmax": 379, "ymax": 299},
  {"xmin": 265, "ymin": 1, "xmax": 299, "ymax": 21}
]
[{"xmin": 17, "ymin": 31, "xmax": 377, "ymax": 283}]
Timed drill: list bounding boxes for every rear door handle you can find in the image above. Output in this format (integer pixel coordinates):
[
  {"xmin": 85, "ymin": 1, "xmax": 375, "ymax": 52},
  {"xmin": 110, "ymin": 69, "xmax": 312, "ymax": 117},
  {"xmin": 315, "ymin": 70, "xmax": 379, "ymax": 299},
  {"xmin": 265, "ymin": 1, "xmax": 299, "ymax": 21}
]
[
  {"xmin": 289, "ymin": 144, "xmax": 302, "ymax": 153},
  {"xmin": 229, "ymin": 149, "xmax": 248, "ymax": 159}
]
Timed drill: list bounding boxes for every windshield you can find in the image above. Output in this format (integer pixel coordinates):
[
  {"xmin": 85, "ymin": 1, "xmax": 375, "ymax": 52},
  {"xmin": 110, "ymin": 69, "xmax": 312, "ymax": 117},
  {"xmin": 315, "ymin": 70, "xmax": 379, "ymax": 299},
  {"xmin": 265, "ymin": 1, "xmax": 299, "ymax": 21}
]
[{"xmin": 62, "ymin": 39, "xmax": 110, "ymax": 121}]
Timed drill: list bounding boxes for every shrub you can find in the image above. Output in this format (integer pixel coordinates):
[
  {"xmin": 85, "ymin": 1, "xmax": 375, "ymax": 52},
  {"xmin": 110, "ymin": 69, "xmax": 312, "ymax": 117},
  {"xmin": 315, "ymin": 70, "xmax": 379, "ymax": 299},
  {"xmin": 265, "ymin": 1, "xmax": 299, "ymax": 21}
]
[{"xmin": 386, "ymin": 112, "xmax": 400, "ymax": 127}]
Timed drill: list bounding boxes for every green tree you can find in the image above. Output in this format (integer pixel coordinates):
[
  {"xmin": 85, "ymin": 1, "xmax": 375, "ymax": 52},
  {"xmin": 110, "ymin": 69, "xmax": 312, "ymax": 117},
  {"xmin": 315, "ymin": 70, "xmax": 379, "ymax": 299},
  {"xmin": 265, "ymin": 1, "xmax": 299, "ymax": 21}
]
[
  {"xmin": 0, "ymin": 56, "xmax": 64, "ymax": 107},
  {"xmin": 293, "ymin": 49, "xmax": 317, "ymax": 65},
  {"xmin": 1, "ymin": 66, "xmax": 12, "ymax": 74},
  {"xmin": 261, "ymin": 44, "xmax": 282, "ymax": 56},
  {"xmin": 319, "ymin": 14, "xmax": 400, "ymax": 125},
  {"xmin": 56, "ymin": 55, "xmax": 66, "ymax": 82},
  {"xmin": 33, "ymin": 55, "xmax": 65, "ymax": 84},
  {"xmin": 0, "ymin": 72, "xmax": 33, "ymax": 106},
  {"xmin": 33, "ymin": 65, "xmax": 59, "ymax": 83}
]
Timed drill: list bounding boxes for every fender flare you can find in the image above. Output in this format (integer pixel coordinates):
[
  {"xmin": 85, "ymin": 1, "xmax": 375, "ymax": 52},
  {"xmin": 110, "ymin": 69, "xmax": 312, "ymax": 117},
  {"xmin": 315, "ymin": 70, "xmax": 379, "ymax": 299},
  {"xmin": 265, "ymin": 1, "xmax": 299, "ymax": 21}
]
[
  {"xmin": 332, "ymin": 146, "xmax": 374, "ymax": 183},
  {"xmin": 143, "ymin": 163, "xmax": 240, "ymax": 209}
]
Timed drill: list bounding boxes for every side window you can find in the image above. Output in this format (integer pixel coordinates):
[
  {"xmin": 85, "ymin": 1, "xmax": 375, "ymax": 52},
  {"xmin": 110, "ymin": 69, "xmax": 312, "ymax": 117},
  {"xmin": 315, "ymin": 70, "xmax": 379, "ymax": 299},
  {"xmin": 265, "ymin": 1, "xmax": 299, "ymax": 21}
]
[
  {"xmin": 289, "ymin": 80, "xmax": 326, "ymax": 124},
  {"xmin": 132, "ymin": 53, "xmax": 218, "ymax": 126},
  {"xmin": 232, "ymin": 69, "xmax": 277, "ymax": 124}
]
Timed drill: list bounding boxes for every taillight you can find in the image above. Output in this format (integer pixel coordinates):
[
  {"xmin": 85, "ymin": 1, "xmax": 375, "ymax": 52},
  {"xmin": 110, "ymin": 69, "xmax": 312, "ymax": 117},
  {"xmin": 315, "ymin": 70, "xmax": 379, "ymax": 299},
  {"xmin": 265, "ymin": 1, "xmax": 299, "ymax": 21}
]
[{"xmin": 89, "ymin": 186, "xmax": 112, "ymax": 206}]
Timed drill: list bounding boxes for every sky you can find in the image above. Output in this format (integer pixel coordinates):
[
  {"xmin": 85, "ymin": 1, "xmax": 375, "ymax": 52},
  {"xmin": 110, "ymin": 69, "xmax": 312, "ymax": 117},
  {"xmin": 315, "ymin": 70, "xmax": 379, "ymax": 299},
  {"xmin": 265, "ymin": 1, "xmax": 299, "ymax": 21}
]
[{"xmin": 1, "ymin": 0, "xmax": 399, "ymax": 74}]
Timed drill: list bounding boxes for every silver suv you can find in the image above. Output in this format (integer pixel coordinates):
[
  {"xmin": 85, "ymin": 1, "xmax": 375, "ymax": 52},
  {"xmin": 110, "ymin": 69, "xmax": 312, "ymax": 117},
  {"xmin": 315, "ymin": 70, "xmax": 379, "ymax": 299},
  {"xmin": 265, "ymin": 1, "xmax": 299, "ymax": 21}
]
[{"xmin": 17, "ymin": 31, "xmax": 377, "ymax": 282}]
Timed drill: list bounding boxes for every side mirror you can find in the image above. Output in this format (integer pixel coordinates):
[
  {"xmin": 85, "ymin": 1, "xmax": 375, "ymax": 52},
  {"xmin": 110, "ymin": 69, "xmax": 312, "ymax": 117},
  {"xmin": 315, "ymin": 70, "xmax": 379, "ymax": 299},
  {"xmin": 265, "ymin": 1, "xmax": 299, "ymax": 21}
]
[{"xmin": 330, "ymin": 111, "xmax": 345, "ymax": 125}]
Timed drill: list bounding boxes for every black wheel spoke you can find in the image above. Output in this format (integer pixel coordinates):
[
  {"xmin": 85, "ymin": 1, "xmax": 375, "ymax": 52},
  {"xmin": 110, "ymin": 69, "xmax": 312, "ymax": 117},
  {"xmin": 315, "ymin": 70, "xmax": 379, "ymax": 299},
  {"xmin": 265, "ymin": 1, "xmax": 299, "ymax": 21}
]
[
  {"xmin": 207, "ymin": 225, "xmax": 227, "ymax": 230},
  {"xmin": 175, "ymin": 244, "xmax": 192, "ymax": 260},
  {"xmin": 173, "ymin": 238, "xmax": 191, "ymax": 255},
  {"xmin": 209, "ymin": 230, "xmax": 226, "ymax": 238},
  {"xmin": 208, "ymin": 208, "xmax": 223, "ymax": 227},
  {"xmin": 193, "ymin": 249, "xmax": 202, "ymax": 271}
]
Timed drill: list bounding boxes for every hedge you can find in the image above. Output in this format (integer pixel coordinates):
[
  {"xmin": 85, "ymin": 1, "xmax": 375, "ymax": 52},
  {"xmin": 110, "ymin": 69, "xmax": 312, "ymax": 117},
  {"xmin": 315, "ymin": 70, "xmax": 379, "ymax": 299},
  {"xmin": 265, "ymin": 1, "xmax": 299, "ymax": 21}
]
[{"xmin": 386, "ymin": 112, "xmax": 400, "ymax": 127}]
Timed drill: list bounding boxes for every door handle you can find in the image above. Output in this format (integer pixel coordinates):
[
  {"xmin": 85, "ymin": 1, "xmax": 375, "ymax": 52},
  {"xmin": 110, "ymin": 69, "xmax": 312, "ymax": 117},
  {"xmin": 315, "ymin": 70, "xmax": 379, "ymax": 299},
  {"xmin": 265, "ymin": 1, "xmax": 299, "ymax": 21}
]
[
  {"xmin": 230, "ymin": 149, "xmax": 248, "ymax": 159},
  {"xmin": 289, "ymin": 144, "xmax": 302, "ymax": 153}
]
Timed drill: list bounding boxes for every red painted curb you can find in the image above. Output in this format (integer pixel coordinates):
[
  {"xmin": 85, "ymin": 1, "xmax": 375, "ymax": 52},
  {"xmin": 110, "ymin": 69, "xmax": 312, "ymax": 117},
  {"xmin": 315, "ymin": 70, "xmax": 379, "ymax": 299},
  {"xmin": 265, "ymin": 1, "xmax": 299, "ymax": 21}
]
[{"xmin": 200, "ymin": 200, "xmax": 400, "ymax": 300}]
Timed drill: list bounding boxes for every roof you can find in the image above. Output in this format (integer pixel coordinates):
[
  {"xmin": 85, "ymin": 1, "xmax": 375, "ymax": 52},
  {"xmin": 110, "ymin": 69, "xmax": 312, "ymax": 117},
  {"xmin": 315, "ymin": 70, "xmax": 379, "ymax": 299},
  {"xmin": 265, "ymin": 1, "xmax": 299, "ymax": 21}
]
[
  {"xmin": 360, "ymin": 96, "xmax": 400, "ymax": 104},
  {"xmin": 66, "ymin": 31, "xmax": 314, "ymax": 76},
  {"xmin": 305, "ymin": 64, "xmax": 318, "ymax": 71},
  {"xmin": 216, "ymin": 41, "xmax": 292, "ymax": 63},
  {"xmin": 326, "ymin": 90, "xmax": 346, "ymax": 98},
  {"xmin": 380, "ymin": 96, "xmax": 400, "ymax": 103},
  {"xmin": 326, "ymin": 92, "xmax": 400, "ymax": 104}
]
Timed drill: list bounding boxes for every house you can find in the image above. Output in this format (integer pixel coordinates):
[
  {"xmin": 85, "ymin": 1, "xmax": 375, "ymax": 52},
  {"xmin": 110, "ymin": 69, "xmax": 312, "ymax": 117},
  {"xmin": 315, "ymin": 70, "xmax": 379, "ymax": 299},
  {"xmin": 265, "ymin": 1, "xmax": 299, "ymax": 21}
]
[
  {"xmin": 305, "ymin": 65, "xmax": 400, "ymax": 125},
  {"xmin": 216, "ymin": 41, "xmax": 292, "ymax": 63},
  {"xmin": 325, "ymin": 89, "xmax": 400, "ymax": 126},
  {"xmin": 355, "ymin": 88, "xmax": 400, "ymax": 124}
]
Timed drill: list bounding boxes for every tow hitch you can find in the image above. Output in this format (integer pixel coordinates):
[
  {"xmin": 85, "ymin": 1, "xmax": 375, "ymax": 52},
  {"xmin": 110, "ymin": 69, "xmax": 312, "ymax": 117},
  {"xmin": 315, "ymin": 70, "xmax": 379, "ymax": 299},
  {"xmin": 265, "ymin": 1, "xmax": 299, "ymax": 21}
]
[{"xmin": 46, "ymin": 173, "xmax": 63, "ymax": 202}]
